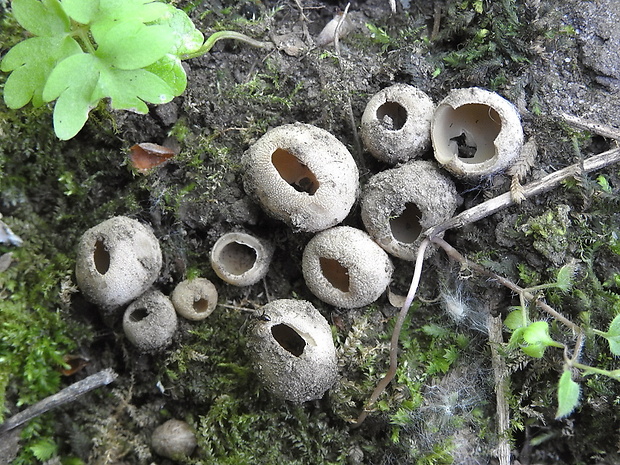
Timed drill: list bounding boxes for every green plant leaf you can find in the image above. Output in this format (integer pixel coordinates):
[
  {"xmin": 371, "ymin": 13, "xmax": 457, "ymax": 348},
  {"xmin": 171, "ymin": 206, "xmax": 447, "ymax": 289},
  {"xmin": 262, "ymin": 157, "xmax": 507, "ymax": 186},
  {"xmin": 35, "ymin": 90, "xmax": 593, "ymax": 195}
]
[
  {"xmin": 521, "ymin": 342, "xmax": 546, "ymax": 358},
  {"xmin": 155, "ymin": 4, "xmax": 204, "ymax": 56},
  {"xmin": 556, "ymin": 370, "xmax": 580, "ymax": 419},
  {"xmin": 29, "ymin": 438, "xmax": 58, "ymax": 461},
  {"xmin": 93, "ymin": 21, "xmax": 175, "ymax": 69},
  {"xmin": 555, "ymin": 263, "xmax": 576, "ymax": 292},
  {"xmin": 504, "ymin": 308, "xmax": 525, "ymax": 330},
  {"xmin": 1, "ymin": 36, "xmax": 82, "ymax": 108},
  {"xmin": 42, "ymin": 53, "xmax": 101, "ymax": 139},
  {"xmin": 523, "ymin": 321, "xmax": 562, "ymax": 348},
  {"xmin": 12, "ymin": 0, "xmax": 70, "ymax": 36},
  {"xmin": 604, "ymin": 314, "xmax": 620, "ymax": 356},
  {"xmin": 98, "ymin": 0, "xmax": 170, "ymax": 22},
  {"xmin": 60, "ymin": 0, "xmax": 100, "ymax": 24},
  {"xmin": 145, "ymin": 55, "xmax": 187, "ymax": 96}
]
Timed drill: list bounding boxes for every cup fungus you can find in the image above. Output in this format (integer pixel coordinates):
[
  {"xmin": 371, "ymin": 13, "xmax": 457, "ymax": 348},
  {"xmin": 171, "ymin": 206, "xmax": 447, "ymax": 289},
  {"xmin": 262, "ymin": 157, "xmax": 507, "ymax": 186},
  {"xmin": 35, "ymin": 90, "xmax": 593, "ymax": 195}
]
[
  {"xmin": 242, "ymin": 123, "xmax": 359, "ymax": 232},
  {"xmin": 246, "ymin": 299, "xmax": 338, "ymax": 403},
  {"xmin": 171, "ymin": 278, "xmax": 218, "ymax": 321},
  {"xmin": 302, "ymin": 226, "xmax": 394, "ymax": 308},
  {"xmin": 431, "ymin": 87, "xmax": 524, "ymax": 179},
  {"xmin": 361, "ymin": 161, "xmax": 461, "ymax": 261},
  {"xmin": 361, "ymin": 84, "xmax": 435, "ymax": 164},
  {"xmin": 122, "ymin": 290, "xmax": 178, "ymax": 353},
  {"xmin": 210, "ymin": 232, "xmax": 274, "ymax": 286},
  {"xmin": 151, "ymin": 419, "xmax": 197, "ymax": 460},
  {"xmin": 75, "ymin": 216, "xmax": 162, "ymax": 312}
]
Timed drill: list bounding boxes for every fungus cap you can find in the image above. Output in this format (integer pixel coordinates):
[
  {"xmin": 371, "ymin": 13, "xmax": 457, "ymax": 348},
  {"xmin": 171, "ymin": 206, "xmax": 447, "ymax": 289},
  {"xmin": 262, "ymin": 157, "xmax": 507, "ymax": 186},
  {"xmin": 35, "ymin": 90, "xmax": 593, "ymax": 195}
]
[
  {"xmin": 171, "ymin": 278, "xmax": 218, "ymax": 321},
  {"xmin": 246, "ymin": 299, "xmax": 338, "ymax": 403},
  {"xmin": 431, "ymin": 87, "xmax": 523, "ymax": 179},
  {"xmin": 302, "ymin": 226, "xmax": 394, "ymax": 308},
  {"xmin": 242, "ymin": 123, "xmax": 359, "ymax": 232},
  {"xmin": 361, "ymin": 161, "xmax": 461, "ymax": 261},
  {"xmin": 123, "ymin": 290, "xmax": 177, "ymax": 353},
  {"xmin": 75, "ymin": 216, "xmax": 162, "ymax": 312},
  {"xmin": 151, "ymin": 419, "xmax": 197, "ymax": 460},
  {"xmin": 361, "ymin": 84, "xmax": 435, "ymax": 164},
  {"xmin": 210, "ymin": 232, "xmax": 274, "ymax": 286}
]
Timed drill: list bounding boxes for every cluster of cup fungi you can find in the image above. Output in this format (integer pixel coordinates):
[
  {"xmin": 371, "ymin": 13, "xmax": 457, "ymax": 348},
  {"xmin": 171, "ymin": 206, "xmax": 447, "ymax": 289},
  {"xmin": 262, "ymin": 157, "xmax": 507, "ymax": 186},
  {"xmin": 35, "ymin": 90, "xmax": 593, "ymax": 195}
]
[{"xmin": 75, "ymin": 85, "xmax": 523, "ymax": 458}]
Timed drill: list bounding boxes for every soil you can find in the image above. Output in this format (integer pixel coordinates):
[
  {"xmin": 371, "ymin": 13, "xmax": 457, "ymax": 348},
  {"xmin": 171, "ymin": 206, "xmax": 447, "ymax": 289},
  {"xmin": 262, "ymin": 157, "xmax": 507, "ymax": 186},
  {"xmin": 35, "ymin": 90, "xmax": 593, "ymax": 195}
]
[{"xmin": 2, "ymin": 0, "xmax": 620, "ymax": 464}]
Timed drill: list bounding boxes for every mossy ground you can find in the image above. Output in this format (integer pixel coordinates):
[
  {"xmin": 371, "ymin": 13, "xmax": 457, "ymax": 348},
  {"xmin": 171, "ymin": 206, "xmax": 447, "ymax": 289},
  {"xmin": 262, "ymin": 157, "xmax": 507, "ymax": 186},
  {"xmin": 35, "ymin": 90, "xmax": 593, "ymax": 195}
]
[{"xmin": 1, "ymin": 0, "xmax": 620, "ymax": 464}]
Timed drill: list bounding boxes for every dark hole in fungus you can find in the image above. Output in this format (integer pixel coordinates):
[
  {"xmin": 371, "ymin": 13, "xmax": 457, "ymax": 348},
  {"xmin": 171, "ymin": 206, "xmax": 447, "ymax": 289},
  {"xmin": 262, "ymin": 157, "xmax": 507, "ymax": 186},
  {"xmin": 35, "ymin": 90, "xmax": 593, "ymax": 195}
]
[
  {"xmin": 446, "ymin": 104, "xmax": 501, "ymax": 163},
  {"xmin": 376, "ymin": 101, "xmax": 407, "ymax": 131},
  {"xmin": 450, "ymin": 132, "xmax": 477, "ymax": 159},
  {"xmin": 193, "ymin": 298, "xmax": 210, "ymax": 313},
  {"xmin": 129, "ymin": 307, "xmax": 149, "ymax": 322},
  {"xmin": 220, "ymin": 242, "xmax": 257, "ymax": 275},
  {"xmin": 93, "ymin": 239, "xmax": 110, "ymax": 275},
  {"xmin": 271, "ymin": 323, "xmax": 306, "ymax": 356},
  {"xmin": 390, "ymin": 202, "xmax": 423, "ymax": 243},
  {"xmin": 271, "ymin": 148, "xmax": 319, "ymax": 195},
  {"xmin": 319, "ymin": 257, "xmax": 350, "ymax": 292}
]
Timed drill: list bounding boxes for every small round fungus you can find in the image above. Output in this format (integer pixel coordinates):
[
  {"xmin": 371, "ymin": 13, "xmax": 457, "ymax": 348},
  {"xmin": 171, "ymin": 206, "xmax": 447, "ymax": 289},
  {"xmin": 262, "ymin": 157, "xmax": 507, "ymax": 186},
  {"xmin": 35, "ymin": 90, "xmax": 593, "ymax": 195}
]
[
  {"xmin": 302, "ymin": 226, "xmax": 394, "ymax": 308},
  {"xmin": 122, "ymin": 290, "xmax": 177, "ymax": 353},
  {"xmin": 361, "ymin": 84, "xmax": 435, "ymax": 164},
  {"xmin": 242, "ymin": 123, "xmax": 359, "ymax": 232},
  {"xmin": 431, "ymin": 87, "xmax": 524, "ymax": 179},
  {"xmin": 151, "ymin": 419, "xmax": 197, "ymax": 460},
  {"xmin": 361, "ymin": 161, "xmax": 461, "ymax": 261},
  {"xmin": 75, "ymin": 216, "xmax": 162, "ymax": 312},
  {"xmin": 246, "ymin": 299, "xmax": 338, "ymax": 403},
  {"xmin": 171, "ymin": 278, "xmax": 218, "ymax": 321},
  {"xmin": 210, "ymin": 232, "xmax": 274, "ymax": 286}
]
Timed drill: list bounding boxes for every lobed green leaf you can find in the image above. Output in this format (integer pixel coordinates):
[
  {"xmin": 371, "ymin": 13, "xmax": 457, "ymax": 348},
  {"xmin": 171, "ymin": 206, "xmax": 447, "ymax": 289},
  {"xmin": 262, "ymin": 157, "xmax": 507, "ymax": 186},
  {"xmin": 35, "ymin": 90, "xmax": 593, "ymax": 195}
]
[
  {"xmin": 60, "ymin": 0, "xmax": 100, "ymax": 24},
  {"xmin": 504, "ymin": 308, "xmax": 525, "ymax": 330},
  {"xmin": 93, "ymin": 21, "xmax": 175, "ymax": 70},
  {"xmin": 97, "ymin": 0, "xmax": 170, "ymax": 23},
  {"xmin": 522, "ymin": 321, "xmax": 561, "ymax": 348},
  {"xmin": 12, "ymin": 0, "xmax": 71, "ymax": 36},
  {"xmin": 1, "ymin": 36, "xmax": 82, "ymax": 108},
  {"xmin": 154, "ymin": 4, "xmax": 204, "ymax": 56},
  {"xmin": 145, "ymin": 55, "xmax": 188, "ymax": 96},
  {"xmin": 604, "ymin": 314, "xmax": 620, "ymax": 355},
  {"xmin": 555, "ymin": 263, "xmax": 576, "ymax": 292},
  {"xmin": 555, "ymin": 370, "xmax": 580, "ymax": 419}
]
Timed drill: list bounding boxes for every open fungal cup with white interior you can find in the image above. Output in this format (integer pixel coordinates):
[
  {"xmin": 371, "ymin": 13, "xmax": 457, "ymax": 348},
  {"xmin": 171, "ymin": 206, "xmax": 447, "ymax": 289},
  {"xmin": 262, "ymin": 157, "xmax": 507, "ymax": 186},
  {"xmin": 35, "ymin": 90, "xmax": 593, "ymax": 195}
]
[
  {"xmin": 431, "ymin": 87, "xmax": 524, "ymax": 179},
  {"xmin": 242, "ymin": 123, "xmax": 359, "ymax": 232},
  {"xmin": 210, "ymin": 232, "xmax": 274, "ymax": 286}
]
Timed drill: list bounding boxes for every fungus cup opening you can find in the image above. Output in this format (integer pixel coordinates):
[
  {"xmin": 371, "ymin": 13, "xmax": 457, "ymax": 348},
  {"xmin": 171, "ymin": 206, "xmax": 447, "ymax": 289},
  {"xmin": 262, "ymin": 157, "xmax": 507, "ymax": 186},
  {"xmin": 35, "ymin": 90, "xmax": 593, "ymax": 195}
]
[
  {"xmin": 435, "ymin": 104, "xmax": 501, "ymax": 164},
  {"xmin": 193, "ymin": 298, "xmax": 211, "ymax": 313},
  {"xmin": 271, "ymin": 148, "xmax": 319, "ymax": 195},
  {"xmin": 93, "ymin": 239, "xmax": 110, "ymax": 275},
  {"xmin": 319, "ymin": 257, "xmax": 350, "ymax": 292},
  {"xmin": 390, "ymin": 202, "xmax": 423, "ymax": 243},
  {"xmin": 271, "ymin": 323, "xmax": 307, "ymax": 357},
  {"xmin": 376, "ymin": 101, "xmax": 407, "ymax": 131},
  {"xmin": 129, "ymin": 307, "xmax": 149, "ymax": 322},
  {"xmin": 218, "ymin": 242, "xmax": 257, "ymax": 275}
]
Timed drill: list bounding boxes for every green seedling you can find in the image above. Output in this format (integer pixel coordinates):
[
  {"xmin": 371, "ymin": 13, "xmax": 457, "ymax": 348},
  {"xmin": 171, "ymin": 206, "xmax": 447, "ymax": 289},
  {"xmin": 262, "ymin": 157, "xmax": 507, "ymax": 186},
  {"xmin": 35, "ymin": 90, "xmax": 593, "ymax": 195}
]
[{"xmin": 1, "ymin": 0, "xmax": 271, "ymax": 140}]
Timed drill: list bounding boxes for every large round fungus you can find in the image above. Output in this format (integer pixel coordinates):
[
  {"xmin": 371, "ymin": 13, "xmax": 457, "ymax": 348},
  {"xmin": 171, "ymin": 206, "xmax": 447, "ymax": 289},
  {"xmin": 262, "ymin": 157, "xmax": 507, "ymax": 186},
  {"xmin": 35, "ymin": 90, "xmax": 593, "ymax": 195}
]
[
  {"xmin": 361, "ymin": 161, "xmax": 461, "ymax": 261},
  {"xmin": 246, "ymin": 299, "xmax": 338, "ymax": 403},
  {"xmin": 302, "ymin": 226, "xmax": 394, "ymax": 308},
  {"xmin": 123, "ymin": 290, "xmax": 178, "ymax": 353},
  {"xmin": 75, "ymin": 216, "xmax": 162, "ymax": 312},
  {"xmin": 432, "ymin": 87, "xmax": 523, "ymax": 179},
  {"xmin": 242, "ymin": 123, "xmax": 359, "ymax": 232}
]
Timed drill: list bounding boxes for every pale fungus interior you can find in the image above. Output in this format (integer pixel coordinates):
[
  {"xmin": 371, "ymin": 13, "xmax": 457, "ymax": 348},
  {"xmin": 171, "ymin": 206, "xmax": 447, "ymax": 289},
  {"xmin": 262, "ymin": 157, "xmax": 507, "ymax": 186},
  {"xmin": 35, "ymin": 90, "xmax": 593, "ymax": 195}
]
[
  {"xmin": 434, "ymin": 104, "xmax": 501, "ymax": 164},
  {"xmin": 271, "ymin": 148, "xmax": 319, "ymax": 195},
  {"xmin": 271, "ymin": 323, "xmax": 306, "ymax": 357},
  {"xmin": 193, "ymin": 297, "xmax": 210, "ymax": 313},
  {"xmin": 129, "ymin": 307, "xmax": 149, "ymax": 322},
  {"xmin": 390, "ymin": 202, "xmax": 423, "ymax": 244},
  {"xmin": 93, "ymin": 238, "xmax": 110, "ymax": 275},
  {"xmin": 218, "ymin": 241, "xmax": 257, "ymax": 275},
  {"xmin": 376, "ymin": 101, "xmax": 407, "ymax": 131},
  {"xmin": 319, "ymin": 257, "xmax": 350, "ymax": 293}
]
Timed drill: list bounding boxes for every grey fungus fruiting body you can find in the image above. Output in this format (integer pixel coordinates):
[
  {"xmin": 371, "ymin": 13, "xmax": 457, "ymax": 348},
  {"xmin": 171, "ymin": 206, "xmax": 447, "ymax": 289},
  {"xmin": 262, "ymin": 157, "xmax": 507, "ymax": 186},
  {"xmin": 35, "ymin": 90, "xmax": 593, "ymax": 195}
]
[
  {"xmin": 431, "ymin": 87, "xmax": 524, "ymax": 179},
  {"xmin": 361, "ymin": 84, "xmax": 435, "ymax": 164},
  {"xmin": 151, "ymin": 419, "xmax": 197, "ymax": 460},
  {"xmin": 210, "ymin": 232, "xmax": 274, "ymax": 286},
  {"xmin": 302, "ymin": 226, "xmax": 394, "ymax": 308},
  {"xmin": 171, "ymin": 278, "xmax": 218, "ymax": 321},
  {"xmin": 75, "ymin": 216, "xmax": 162, "ymax": 312},
  {"xmin": 242, "ymin": 123, "xmax": 359, "ymax": 232},
  {"xmin": 246, "ymin": 299, "xmax": 338, "ymax": 403},
  {"xmin": 361, "ymin": 161, "xmax": 461, "ymax": 261},
  {"xmin": 122, "ymin": 290, "xmax": 178, "ymax": 353}
]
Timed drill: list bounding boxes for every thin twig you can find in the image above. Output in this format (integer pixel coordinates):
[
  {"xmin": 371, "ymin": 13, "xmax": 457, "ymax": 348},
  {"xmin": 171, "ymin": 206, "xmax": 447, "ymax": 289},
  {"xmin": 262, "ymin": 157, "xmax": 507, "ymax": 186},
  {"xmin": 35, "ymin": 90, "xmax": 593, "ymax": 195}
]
[
  {"xmin": 559, "ymin": 113, "xmax": 620, "ymax": 141},
  {"xmin": 425, "ymin": 146, "xmax": 620, "ymax": 239},
  {"xmin": 0, "ymin": 369, "xmax": 118, "ymax": 436},
  {"xmin": 353, "ymin": 239, "xmax": 430, "ymax": 427},
  {"xmin": 488, "ymin": 313, "xmax": 511, "ymax": 465}
]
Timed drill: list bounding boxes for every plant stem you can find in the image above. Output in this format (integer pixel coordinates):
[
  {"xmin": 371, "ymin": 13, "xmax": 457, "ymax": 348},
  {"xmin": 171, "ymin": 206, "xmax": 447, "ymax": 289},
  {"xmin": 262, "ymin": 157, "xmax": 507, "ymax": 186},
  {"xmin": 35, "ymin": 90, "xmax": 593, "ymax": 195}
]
[
  {"xmin": 75, "ymin": 26, "xmax": 97, "ymax": 55},
  {"xmin": 181, "ymin": 30, "xmax": 273, "ymax": 60}
]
